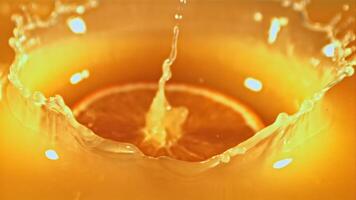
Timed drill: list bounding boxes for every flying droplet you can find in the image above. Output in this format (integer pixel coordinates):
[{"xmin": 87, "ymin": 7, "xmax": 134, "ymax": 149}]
[
  {"xmin": 244, "ymin": 77, "xmax": 263, "ymax": 92},
  {"xmin": 76, "ymin": 6, "xmax": 85, "ymax": 14},
  {"xmin": 268, "ymin": 17, "xmax": 288, "ymax": 44},
  {"xmin": 67, "ymin": 17, "xmax": 87, "ymax": 34},
  {"xmin": 174, "ymin": 14, "xmax": 183, "ymax": 20},
  {"xmin": 281, "ymin": 0, "xmax": 292, "ymax": 7},
  {"xmin": 70, "ymin": 69, "xmax": 90, "ymax": 85},
  {"xmin": 45, "ymin": 149, "xmax": 59, "ymax": 160},
  {"xmin": 342, "ymin": 4, "xmax": 350, "ymax": 11},
  {"xmin": 180, "ymin": 0, "xmax": 187, "ymax": 4},
  {"xmin": 344, "ymin": 66, "xmax": 354, "ymax": 77},
  {"xmin": 253, "ymin": 12, "xmax": 263, "ymax": 22},
  {"xmin": 273, "ymin": 158, "xmax": 293, "ymax": 169},
  {"xmin": 322, "ymin": 42, "xmax": 337, "ymax": 57}
]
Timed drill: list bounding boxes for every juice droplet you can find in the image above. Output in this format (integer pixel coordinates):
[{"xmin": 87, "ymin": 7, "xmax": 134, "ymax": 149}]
[
  {"xmin": 174, "ymin": 14, "xmax": 183, "ymax": 20},
  {"xmin": 273, "ymin": 158, "xmax": 293, "ymax": 169},
  {"xmin": 70, "ymin": 69, "xmax": 90, "ymax": 85},
  {"xmin": 220, "ymin": 153, "xmax": 231, "ymax": 163},
  {"xmin": 180, "ymin": 0, "xmax": 187, "ymax": 4},
  {"xmin": 310, "ymin": 57, "xmax": 320, "ymax": 67},
  {"xmin": 45, "ymin": 149, "xmax": 59, "ymax": 160},
  {"xmin": 267, "ymin": 17, "xmax": 288, "ymax": 44},
  {"xmin": 253, "ymin": 12, "xmax": 263, "ymax": 22},
  {"xmin": 67, "ymin": 16, "xmax": 87, "ymax": 34},
  {"xmin": 143, "ymin": 26, "xmax": 189, "ymax": 148},
  {"xmin": 76, "ymin": 6, "xmax": 86, "ymax": 14},
  {"xmin": 244, "ymin": 77, "xmax": 263, "ymax": 92},
  {"xmin": 344, "ymin": 66, "xmax": 354, "ymax": 77},
  {"xmin": 342, "ymin": 4, "xmax": 350, "ymax": 11},
  {"xmin": 322, "ymin": 42, "xmax": 337, "ymax": 57}
]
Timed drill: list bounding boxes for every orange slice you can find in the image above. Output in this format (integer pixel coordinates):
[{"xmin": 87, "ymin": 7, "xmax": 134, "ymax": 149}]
[{"xmin": 73, "ymin": 83, "xmax": 264, "ymax": 162}]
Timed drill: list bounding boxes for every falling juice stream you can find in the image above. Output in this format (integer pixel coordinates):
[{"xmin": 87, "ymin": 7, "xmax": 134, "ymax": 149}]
[
  {"xmin": 142, "ymin": 0, "xmax": 188, "ymax": 149},
  {"xmin": 142, "ymin": 25, "xmax": 190, "ymax": 149}
]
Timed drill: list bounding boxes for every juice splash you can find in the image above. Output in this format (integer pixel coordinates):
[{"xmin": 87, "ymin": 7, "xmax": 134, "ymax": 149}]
[
  {"xmin": 143, "ymin": 0, "xmax": 189, "ymax": 149},
  {"xmin": 142, "ymin": 26, "xmax": 189, "ymax": 148},
  {"xmin": 2, "ymin": 0, "xmax": 355, "ymax": 168},
  {"xmin": 69, "ymin": 0, "xmax": 265, "ymax": 161}
]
